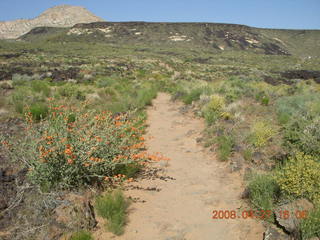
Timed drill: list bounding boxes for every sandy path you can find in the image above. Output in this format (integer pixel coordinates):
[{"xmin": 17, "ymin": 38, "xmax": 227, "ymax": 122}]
[{"xmin": 94, "ymin": 93, "xmax": 265, "ymax": 240}]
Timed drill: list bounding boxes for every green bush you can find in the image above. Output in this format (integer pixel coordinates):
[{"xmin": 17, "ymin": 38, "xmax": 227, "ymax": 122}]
[
  {"xmin": 275, "ymin": 152, "xmax": 320, "ymax": 203},
  {"xmin": 133, "ymin": 87, "xmax": 158, "ymax": 108},
  {"xmin": 70, "ymin": 230, "xmax": 93, "ymax": 240},
  {"xmin": 95, "ymin": 190, "xmax": 129, "ymax": 235},
  {"xmin": 216, "ymin": 135, "xmax": 234, "ymax": 161},
  {"xmin": 57, "ymin": 83, "xmax": 78, "ymax": 97},
  {"xmin": 29, "ymin": 102, "xmax": 49, "ymax": 121},
  {"xmin": 255, "ymin": 92, "xmax": 270, "ymax": 106},
  {"xmin": 300, "ymin": 206, "xmax": 320, "ymax": 240},
  {"xmin": 181, "ymin": 87, "xmax": 205, "ymax": 105},
  {"xmin": 248, "ymin": 174, "xmax": 280, "ymax": 214}
]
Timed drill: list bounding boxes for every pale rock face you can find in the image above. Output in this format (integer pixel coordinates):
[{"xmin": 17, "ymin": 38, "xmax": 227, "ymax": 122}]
[{"xmin": 0, "ymin": 5, "xmax": 104, "ymax": 39}]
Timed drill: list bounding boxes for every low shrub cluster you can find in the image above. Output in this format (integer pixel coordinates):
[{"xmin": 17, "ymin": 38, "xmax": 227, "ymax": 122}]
[
  {"xmin": 247, "ymin": 173, "xmax": 280, "ymax": 216},
  {"xmin": 276, "ymin": 94, "xmax": 320, "ymax": 156}
]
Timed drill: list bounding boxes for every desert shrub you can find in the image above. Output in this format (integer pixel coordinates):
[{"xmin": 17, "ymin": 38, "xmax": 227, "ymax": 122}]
[
  {"xmin": 1, "ymin": 100, "xmax": 148, "ymax": 190},
  {"xmin": 216, "ymin": 135, "xmax": 234, "ymax": 161},
  {"xmin": 12, "ymin": 73, "xmax": 33, "ymax": 86},
  {"xmin": 181, "ymin": 87, "xmax": 211, "ymax": 105},
  {"xmin": 283, "ymin": 116, "xmax": 320, "ymax": 156},
  {"xmin": 70, "ymin": 230, "xmax": 93, "ymax": 240},
  {"xmin": 300, "ymin": 206, "xmax": 320, "ymax": 240},
  {"xmin": 247, "ymin": 174, "xmax": 280, "ymax": 214},
  {"xmin": 133, "ymin": 87, "xmax": 158, "ymax": 108},
  {"xmin": 298, "ymin": 117, "xmax": 320, "ymax": 156},
  {"xmin": 95, "ymin": 190, "xmax": 129, "ymax": 235},
  {"xmin": 30, "ymin": 80, "xmax": 51, "ymax": 97},
  {"xmin": 243, "ymin": 148, "xmax": 253, "ymax": 162},
  {"xmin": 276, "ymin": 94, "xmax": 320, "ymax": 125},
  {"xmin": 10, "ymin": 87, "xmax": 32, "ymax": 113},
  {"xmin": 57, "ymin": 83, "xmax": 77, "ymax": 97},
  {"xmin": 255, "ymin": 92, "xmax": 270, "ymax": 105},
  {"xmin": 96, "ymin": 76, "xmax": 117, "ymax": 88},
  {"xmin": 275, "ymin": 152, "xmax": 320, "ymax": 203},
  {"xmin": 248, "ymin": 121, "xmax": 276, "ymax": 148},
  {"xmin": 217, "ymin": 77, "xmax": 252, "ymax": 103},
  {"xmin": 29, "ymin": 102, "xmax": 49, "ymax": 121},
  {"xmin": 202, "ymin": 94, "xmax": 225, "ymax": 125}
]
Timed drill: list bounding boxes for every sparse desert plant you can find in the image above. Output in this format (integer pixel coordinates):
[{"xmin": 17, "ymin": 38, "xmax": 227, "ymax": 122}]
[
  {"xmin": 248, "ymin": 121, "xmax": 276, "ymax": 148},
  {"xmin": 247, "ymin": 174, "xmax": 280, "ymax": 215},
  {"xmin": 216, "ymin": 135, "xmax": 234, "ymax": 161},
  {"xmin": 95, "ymin": 190, "xmax": 129, "ymax": 235},
  {"xmin": 202, "ymin": 94, "xmax": 225, "ymax": 125},
  {"xmin": 275, "ymin": 152, "xmax": 320, "ymax": 203}
]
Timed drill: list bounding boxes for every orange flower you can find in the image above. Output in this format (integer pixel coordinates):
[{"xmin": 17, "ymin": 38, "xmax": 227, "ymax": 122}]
[
  {"xmin": 115, "ymin": 121, "xmax": 122, "ymax": 127},
  {"xmin": 65, "ymin": 148, "xmax": 73, "ymax": 155},
  {"xmin": 139, "ymin": 136, "xmax": 145, "ymax": 141},
  {"xmin": 67, "ymin": 158, "xmax": 74, "ymax": 164},
  {"xmin": 95, "ymin": 136, "xmax": 102, "ymax": 142},
  {"xmin": 84, "ymin": 163, "xmax": 90, "ymax": 167},
  {"xmin": 104, "ymin": 176, "xmax": 110, "ymax": 181}
]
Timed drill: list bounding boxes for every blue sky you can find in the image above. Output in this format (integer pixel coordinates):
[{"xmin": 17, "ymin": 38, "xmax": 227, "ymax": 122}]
[{"xmin": 0, "ymin": 0, "xmax": 319, "ymax": 29}]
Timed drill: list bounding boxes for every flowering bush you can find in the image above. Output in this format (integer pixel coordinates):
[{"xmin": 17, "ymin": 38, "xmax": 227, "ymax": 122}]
[
  {"xmin": 202, "ymin": 94, "xmax": 226, "ymax": 125},
  {"xmin": 1, "ymin": 100, "xmax": 150, "ymax": 190},
  {"xmin": 275, "ymin": 152, "xmax": 320, "ymax": 203},
  {"xmin": 249, "ymin": 121, "xmax": 276, "ymax": 148}
]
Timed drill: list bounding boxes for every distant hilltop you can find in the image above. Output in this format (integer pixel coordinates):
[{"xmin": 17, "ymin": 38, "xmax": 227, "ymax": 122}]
[{"xmin": 0, "ymin": 5, "xmax": 104, "ymax": 39}]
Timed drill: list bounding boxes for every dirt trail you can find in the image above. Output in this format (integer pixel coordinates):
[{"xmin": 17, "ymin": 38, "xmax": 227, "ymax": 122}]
[{"xmin": 94, "ymin": 93, "xmax": 265, "ymax": 240}]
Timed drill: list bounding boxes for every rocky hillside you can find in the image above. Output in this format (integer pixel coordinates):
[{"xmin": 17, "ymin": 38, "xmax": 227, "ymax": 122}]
[
  {"xmin": 0, "ymin": 5, "xmax": 103, "ymax": 39},
  {"xmin": 19, "ymin": 21, "xmax": 320, "ymax": 57}
]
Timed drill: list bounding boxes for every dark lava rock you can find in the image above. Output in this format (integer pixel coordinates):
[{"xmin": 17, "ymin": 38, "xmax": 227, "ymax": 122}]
[
  {"xmin": 280, "ymin": 70, "xmax": 320, "ymax": 81},
  {"xmin": 51, "ymin": 67, "xmax": 80, "ymax": 81}
]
